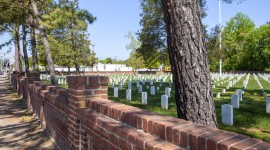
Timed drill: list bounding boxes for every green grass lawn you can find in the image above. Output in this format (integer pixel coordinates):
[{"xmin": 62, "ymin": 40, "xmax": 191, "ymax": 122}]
[
  {"xmin": 41, "ymin": 74, "xmax": 270, "ymax": 142},
  {"xmin": 108, "ymin": 74, "xmax": 270, "ymax": 142}
]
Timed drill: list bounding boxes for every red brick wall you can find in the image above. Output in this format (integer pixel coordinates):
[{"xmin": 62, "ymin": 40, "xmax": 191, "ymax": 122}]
[{"xmin": 13, "ymin": 74, "xmax": 270, "ymax": 150}]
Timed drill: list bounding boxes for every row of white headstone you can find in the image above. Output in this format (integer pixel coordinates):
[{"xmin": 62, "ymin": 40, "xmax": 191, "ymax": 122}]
[
  {"xmin": 113, "ymin": 86, "xmax": 171, "ymax": 109},
  {"xmin": 40, "ymin": 74, "xmax": 68, "ymax": 85},
  {"xmin": 108, "ymin": 73, "xmax": 172, "ymax": 86},
  {"xmin": 223, "ymin": 96, "xmax": 270, "ymax": 126},
  {"xmin": 214, "ymin": 74, "xmax": 246, "ymax": 99}
]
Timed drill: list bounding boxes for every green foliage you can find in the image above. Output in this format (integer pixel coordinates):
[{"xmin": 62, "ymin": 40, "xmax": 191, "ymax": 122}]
[
  {"xmin": 125, "ymin": 31, "xmax": 145, "ymax": 69},
  {"xmin": 137, "ymin": 0, "xmax": 207, "ymax": 69},
  {"xmin": 244, "ymin": 24, "xmax": 270, "ymax": 70},
  {"xmin": 207, "ymin": 12, "xmax": 270, "ymax": 71},
  {"xmin": 206, "ymin": 25, "xmax": 220, "ymax": 72},
  {"xmin": 104, "ymin": 58, "xmax": 113, "ymax": 64},
  {"xmin": 222, "ymin": 13, "xmax": 255, "ymax": 70},
  {"xmin": 126, "ymin": 53, "xmax": 145, "ymax": 70},
  {"xmin": 37, "ymin": 0, "xmax": 97, "ymax": 71},
  {"xmin": 136, "ymin": 0, "xmax": 168, "ymax": 68}
]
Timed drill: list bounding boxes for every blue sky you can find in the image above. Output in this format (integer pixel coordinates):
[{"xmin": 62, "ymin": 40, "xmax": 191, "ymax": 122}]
[
  {"xmin": 1, "ymin": 0, "xmax": 270, "ymax": 61},
  {"xmin": 81, "ymin": 0, "xmax": 270, "ymax": 60}
]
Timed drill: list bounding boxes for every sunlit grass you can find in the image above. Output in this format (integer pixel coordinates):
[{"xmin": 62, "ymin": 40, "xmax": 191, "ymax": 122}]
[
  {"xmin": 108, "ymin": 75, "xmax": 270, "ymax": 142},
  {"xmin": 40, "ymin": 74, "xmax": 270, "ymax": 142}
]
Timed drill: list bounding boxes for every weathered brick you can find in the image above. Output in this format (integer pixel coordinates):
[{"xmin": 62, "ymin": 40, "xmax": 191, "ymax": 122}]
[
  {"xmin": 198, "ymin": 129, "xmax": 226, "ymax": 150},
  {"xmin": 166, "ymin": 120, "xmax": 192, "ymax": 143},
  {"xmin": 188, "ymin": 127, "xmax": 217, "ymax": 150},
  {"xmin": 230, "ymin": 138, "xmax": 262, "ymax": 150},
  {"xmin": 119, "ymin": 138, "xmax": 133, "ymax": 150},
  {"xmin": 207, "ymin": 132, "xmax": 238, "ymax": 150},
  {"xmin": 218, "ymin": 134, "xmax": 250, "ymax": 150}
]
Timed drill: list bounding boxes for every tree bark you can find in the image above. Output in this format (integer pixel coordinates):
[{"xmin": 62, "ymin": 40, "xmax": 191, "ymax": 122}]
[
  {"xmin": 14, "ymin": 24, "xmax": 23, "ymax": 72},
  {"xmin": 28, "ymin": 14, "xmax": 39, "ymax": 72},
  {"xmin": 22, "ymin": 25, "xmax": 29, "ymax": 73},
  {"xmin": 30, "ymin": 0, "xmax": 57, "ymax": 85},
  {"xmin": 161, "ymin": 0, "xmax": 217, "ymax": 127}
]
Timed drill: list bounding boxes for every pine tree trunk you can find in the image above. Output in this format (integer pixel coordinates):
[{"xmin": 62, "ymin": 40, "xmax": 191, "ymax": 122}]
[
  {"xmin": 161, "ymin": 0, "xmax": 217, "ymax": 127},
  {"xmin": 30, "ymin": 0, "xmax": 57, "ymax": 85},
  {"xmin": 22, "ymin": 25, "xmax": 29, "ymax": 73},
  {"xmin": 28, "ymin": 14, "xmax": 39, "ymax": 72},
  {"xmin": 14, "ymin": 25, "xmax": 22, "ymax": 72},
  {"xmin": 75, "ymin": 63, "xmax": 80, "ymax": 74}
]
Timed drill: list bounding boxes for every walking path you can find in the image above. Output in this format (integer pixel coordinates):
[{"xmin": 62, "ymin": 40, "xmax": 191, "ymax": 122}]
[{"xmin": 0, "ymin": 75, "xmax": 56, "ymax": 150}]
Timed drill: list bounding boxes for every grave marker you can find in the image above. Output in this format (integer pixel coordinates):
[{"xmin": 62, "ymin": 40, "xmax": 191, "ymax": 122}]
[
  {"xmin": 114, "ymin": 88, "xmax": 118, "ymax": 98},
  {"xmin": 161, "ymin": 95, "xmax": 168, "ymax": 109},
  {"xmin": 222, "ymin": 89, "xmax": 226, "ymax": 93},
  {"xmin": 142, "ymin": 92, "xmax": 147, "ymax": 105},
  {"xmin": 263, "ymin": 92, "xmax": 267, "ymax": 97},
  {"xmin": 126, "ymin": 89, "xmax": 131, "ymax": 101},
  {"xmin": 138, "ymin": 84, "xmax": 142, "ymax": 93},
  {"xmin": 216, "ymin": 92, "xmax": 220, "ymax": 98},
  {"xmin": 119, "ymin": 83, "xmax": 122, "ymax": 90},
  {"xmin": 222, "ymin": 104, "xmax": 233, "ymax": 126},
  {"xmin": 266, "ymin": 97, "xmax": 270, "ymax": 114},
  {"xmin": 231, "ymin": 94, "xmax": 239, "ymax": 108},
  {"xmin": 165, "ymin": 87, "xmax": 171, "ymax": 97},
  {"xmin": 236, "ymin": 89, "xmax": 243, "ymax": 101},
  {"xmin": 150, "ymin": 86, "xmax": 155, "ymax": 95}
]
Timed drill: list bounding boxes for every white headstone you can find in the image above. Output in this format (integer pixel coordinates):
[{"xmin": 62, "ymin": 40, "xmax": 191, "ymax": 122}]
[
  {"xmin": 212, "ymin": 85, "xmax": 215, "ymax": 89},
  {"xmin": 128, "ymin": 82, "xmax": 132, "ymax": 90},
  {"xmin": 161, "ymin": 95, "xmax": 168, "ymax": 109},
  {"xmin": 156, "ymin": 87, "xmax": 160, "ymax": 91},
  {"xmin": 160, "ymin": 84, "xmax": 162, "ymax": 87},
  {"xmin": 114, "ymin": 88, "xmax": 118, "ymax": 98},
  {"xmin": 222, "ymin": 104, "xmax": 233, "ymax": 126},
  {"xmin": 226, "ymin": 85, "xmax": 229, "ymax": 90},
  {"xmin": 119, "ymin": 83, "xmax": 123, "ymax": 90},
  {"xmin": 263, "ymin": 92, "xmax": 267, "ymax": 97},
  {"xmin": 266, "ymin": 97, "xmax": 270, "ymax": 114},
  {"xmin": 111, "ymin": 83, "xmax": 114, "ymax": 88},
  {"xmin": 150, "ymin": 86, "xmax": 155, "ymax": 95},
  {"xmin": 165, "ymin": 87, "xmax": 171, "ymax": 97},
  {"xmin": 229, "ymin": 81, "xmax": 233, "ymax": 87},
  {"xmin": 231, "ymin": 94, "xmax": 239, "ymax": 108},
  {"xmin": 142, "ymin": 92, "xmax": 147, "ymax": 105},
  {"xmin": 126, "ymin": 89, "xmax": 131, "ymax": 101},
  {"xmin": 146, "ymin": 86, "xmax": 149, "ymax": 89},
  {"xmin": 138, "ymin": 84, "xmax": 142, "ymax": 93},
  {"xmin": 222, "ymin": 89, "xmax": 226, "ymax": 93},
  {"xmin": 150, "ymin": 81, "xmax": 153, "ymax": 85},
  {"xmin": 236, "ymin": 89, "xmax": 243, "ymax": 101},
  {"xmin": 216, "ymin": 92, "xmax": 220, "ymax": 98}
]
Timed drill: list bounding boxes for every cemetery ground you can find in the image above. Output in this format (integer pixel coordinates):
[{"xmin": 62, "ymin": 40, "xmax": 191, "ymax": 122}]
[
  {"xmin": 106, "ymin": 74, "xmax": 270, "ymax": 142},
  {"xmin": 42, "ymin": 73, "xmax": 270, "ymax": 142},
  {"xmin": 0, "ymin": 76, "xmax": 56, "ymax": 149}
]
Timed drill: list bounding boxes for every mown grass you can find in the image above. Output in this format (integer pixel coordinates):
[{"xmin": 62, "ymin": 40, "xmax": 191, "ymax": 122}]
[
  {"xmin": 40, "ymin": 74, "xmax": 270, "ymax": 142},
  {"xmin": 108, "ymin": 75, "xmax": 270, "ymax": 142}
]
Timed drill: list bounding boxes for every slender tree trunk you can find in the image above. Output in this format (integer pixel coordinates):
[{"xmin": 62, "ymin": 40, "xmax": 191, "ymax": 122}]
[
  {"xmin": 161, "ymin": 0, "xmax": 217, "ymax": 127},
  {"xmin": 28, "ymin": 14, "xmax": 39, "ymax": 72},
  {"xmin": 14, "ymin": 25, "xmax": 23, "ymax": 72},
  {"xmin": 22, "ymin": 25, "xmax": 29, "ymax": 73},
  {"xmin": 75, "ymin": 63, "xmax": 80, "ymax": 73},
  {"xmin": 30, "ymin": 0, "xmax": 57, "ymax": 85}
]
